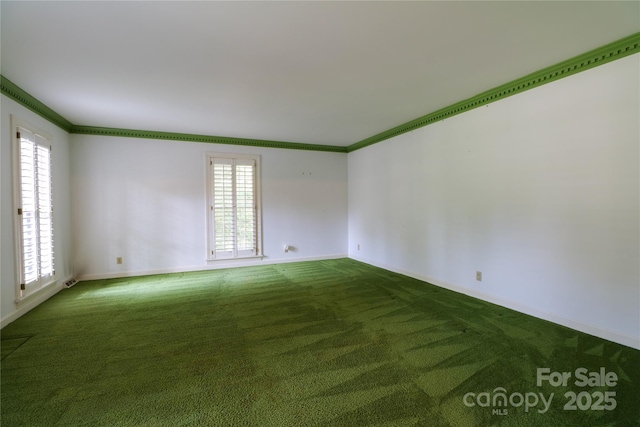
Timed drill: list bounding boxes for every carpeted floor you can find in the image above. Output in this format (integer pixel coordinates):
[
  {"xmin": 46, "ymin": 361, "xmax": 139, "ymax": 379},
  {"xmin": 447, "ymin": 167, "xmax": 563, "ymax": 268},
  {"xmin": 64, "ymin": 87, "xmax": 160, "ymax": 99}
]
[{"xmin": 1, "ymin": 258, "xmax": 638, "ymax": 426}]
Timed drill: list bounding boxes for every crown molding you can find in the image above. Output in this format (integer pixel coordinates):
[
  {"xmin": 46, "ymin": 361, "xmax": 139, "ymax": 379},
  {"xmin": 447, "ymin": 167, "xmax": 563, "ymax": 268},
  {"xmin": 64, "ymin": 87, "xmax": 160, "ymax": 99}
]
[
  {"xmin": 347, "ymin": 32, "xmax": 640, "ymax": 152},
  {"xmin": 1, "ymin": 75, "xmax": 73, "ymax": 132},
  {"xmin": 70, "ymin": 126, "xmax": 348, "ymax": 153}
]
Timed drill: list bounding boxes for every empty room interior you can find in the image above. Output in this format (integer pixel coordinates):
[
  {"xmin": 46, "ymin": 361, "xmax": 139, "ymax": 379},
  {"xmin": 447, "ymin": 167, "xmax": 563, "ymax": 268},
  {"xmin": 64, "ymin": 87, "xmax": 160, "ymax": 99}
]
[{"xmin": 1, "ymin": 1, "xmax": 639, "ymax": 426}]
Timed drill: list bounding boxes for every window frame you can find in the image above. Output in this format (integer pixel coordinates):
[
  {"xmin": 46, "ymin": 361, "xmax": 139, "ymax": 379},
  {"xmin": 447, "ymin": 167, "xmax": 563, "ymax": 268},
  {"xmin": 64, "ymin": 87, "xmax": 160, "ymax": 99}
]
[
  {"xmin": 11, "ymin": 116, "xmax": 56, "ymax": 302},
  {"xmin": 205, "ymin": 152, "xmax": 262, "ymax": 261}
]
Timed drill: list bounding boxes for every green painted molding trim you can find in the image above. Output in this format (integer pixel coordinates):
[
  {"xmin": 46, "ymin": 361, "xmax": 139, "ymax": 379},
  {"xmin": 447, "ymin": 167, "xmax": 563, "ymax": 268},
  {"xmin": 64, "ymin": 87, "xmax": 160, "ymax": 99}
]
[
  {"xmin": 347, "ymin": 32, "xmax": 640, "ymax": 152},
  {"xmin": 1, "ymin": 75, "xmax": 73, "ymax": 132},
  {"xmin": 71, "ymin": 126, "xmax": 348, "ymax": 153}
]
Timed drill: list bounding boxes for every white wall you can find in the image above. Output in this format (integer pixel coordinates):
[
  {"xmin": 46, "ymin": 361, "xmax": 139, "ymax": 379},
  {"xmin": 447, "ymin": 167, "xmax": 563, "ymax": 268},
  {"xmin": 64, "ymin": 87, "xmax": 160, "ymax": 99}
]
[
  {"xmin": 1, "ymin": 95, "xmax": 73, "ymax": 326},
  {"xmin": 70, "ymin": 135, "xmax": 347, "ymax": 279},
  {"xmin": 348, "ymin": 53, "xmax": 640, "ymax": 349}
]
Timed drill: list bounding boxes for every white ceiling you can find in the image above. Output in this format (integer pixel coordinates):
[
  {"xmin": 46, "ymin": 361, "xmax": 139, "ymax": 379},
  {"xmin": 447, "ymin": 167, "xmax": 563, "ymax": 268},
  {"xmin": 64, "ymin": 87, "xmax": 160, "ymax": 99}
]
[{"xmin": 2, "ymin": 1, "xmax": 639, "ymax": 147}]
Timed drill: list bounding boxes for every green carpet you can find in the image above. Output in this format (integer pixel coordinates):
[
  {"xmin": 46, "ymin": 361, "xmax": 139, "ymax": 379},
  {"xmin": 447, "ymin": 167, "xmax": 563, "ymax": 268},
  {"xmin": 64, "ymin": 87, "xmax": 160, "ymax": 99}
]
[{"xmin": 1, "ymin": 259, "xmax": 638, "ymax": 426}]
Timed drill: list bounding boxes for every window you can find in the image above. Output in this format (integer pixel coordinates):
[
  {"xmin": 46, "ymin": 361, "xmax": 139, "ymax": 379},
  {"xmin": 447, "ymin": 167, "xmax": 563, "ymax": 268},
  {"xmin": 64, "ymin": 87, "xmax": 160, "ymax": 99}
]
[
  {"xmin": 206, "ymin": 153, "xmax": 261, "ymax": 260},
  {"xmin": 13, "ymin": 119, "xmax": 55, "ymax": 300}
]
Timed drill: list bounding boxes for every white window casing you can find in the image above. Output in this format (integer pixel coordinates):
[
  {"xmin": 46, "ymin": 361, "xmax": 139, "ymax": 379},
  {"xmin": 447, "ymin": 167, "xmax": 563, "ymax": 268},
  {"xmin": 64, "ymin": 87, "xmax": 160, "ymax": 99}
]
[
  {"xmin": 12, "ymin": 117, "xmax": 56, "ymax": 301},
  {"xmin": 206, "ymin": 152, "xmax": 262, "ymax": 260}
]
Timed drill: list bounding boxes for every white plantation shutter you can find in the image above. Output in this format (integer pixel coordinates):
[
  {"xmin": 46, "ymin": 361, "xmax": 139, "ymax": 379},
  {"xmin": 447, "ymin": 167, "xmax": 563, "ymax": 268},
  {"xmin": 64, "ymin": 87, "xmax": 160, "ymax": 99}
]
[
  {"xmin": 208, "ymin": 154, "xmax": 260, "ymax": 259},
  {"xmin": 16, "ymin": 126, "xmax": 55, "ymax": 298},
  {"xmin": 235, "ymin": 160, "xmax": 256, "ymax": 254},
  {"xmin": 213, "ymin": 159, "xmax": 234, "ymax": 257},
  {"xmin": 19, "ymin": 129, "xmax": 38, "ymax": 285},
  {"xmin": 35, "ymin": 136, "xmax": 54, "ymax": 278}
]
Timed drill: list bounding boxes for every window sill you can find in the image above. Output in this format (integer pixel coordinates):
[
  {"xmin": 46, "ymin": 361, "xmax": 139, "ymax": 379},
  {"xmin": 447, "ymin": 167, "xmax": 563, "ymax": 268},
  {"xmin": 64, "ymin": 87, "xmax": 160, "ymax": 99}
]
[
  {"xmin": 15, "ymin": 279, "xmax": 60, "ymax": 306},
  {"xmin": 206, "ymin": 255, "xmax": 264, "ymax": 262}
]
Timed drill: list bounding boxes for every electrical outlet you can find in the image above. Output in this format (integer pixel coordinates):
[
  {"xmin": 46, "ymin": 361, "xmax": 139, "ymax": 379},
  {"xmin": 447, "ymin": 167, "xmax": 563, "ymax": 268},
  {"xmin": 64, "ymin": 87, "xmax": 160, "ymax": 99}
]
[
  {"xmin": 357, "ymin": 244, "xmax": 360, "ymax": 250},
  {"xmin": 476, "ymin": 271, "xmax": 482, "ymax": 281},
  {"xmin": 117, "ymin": 257, "xmax": 123, "ymax": 265}
]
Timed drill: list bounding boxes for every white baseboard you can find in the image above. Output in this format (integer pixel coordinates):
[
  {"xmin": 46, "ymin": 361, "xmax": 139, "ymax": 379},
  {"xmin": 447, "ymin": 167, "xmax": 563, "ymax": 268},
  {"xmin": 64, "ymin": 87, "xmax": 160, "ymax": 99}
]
[
  {"xmin": 1, "ymin": 278, "xmax": 68, "ymax": 329},
  {"xmin": 349, "ymin": 255, "xmax": 640, "ymax": 351},
  {"xmin": 76, "ymin": 254, "xmax": 348, "ymax": 282}
]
